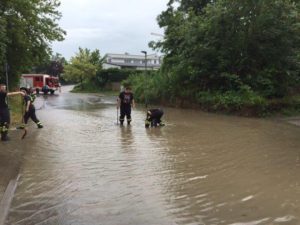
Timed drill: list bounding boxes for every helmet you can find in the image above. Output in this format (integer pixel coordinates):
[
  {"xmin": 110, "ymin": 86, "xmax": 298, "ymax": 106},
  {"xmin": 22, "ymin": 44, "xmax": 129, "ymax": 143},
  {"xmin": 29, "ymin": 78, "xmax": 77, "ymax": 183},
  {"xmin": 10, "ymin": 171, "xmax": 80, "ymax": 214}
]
[{"xmin": 145, "ymin": 119, "xmax": 150, "ymax": 128}]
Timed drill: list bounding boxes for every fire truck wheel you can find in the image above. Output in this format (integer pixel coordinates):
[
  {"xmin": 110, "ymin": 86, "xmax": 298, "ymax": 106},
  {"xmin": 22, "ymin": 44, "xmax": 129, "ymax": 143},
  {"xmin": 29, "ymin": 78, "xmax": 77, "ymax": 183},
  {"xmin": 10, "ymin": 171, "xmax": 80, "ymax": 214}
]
[
  {"xmin": 50, "ymin": 90, "xmax": 55, "ymax": 95},
  {"xmin": 36, "ymin": 88, "xmax": 40, "ymax": 95}
]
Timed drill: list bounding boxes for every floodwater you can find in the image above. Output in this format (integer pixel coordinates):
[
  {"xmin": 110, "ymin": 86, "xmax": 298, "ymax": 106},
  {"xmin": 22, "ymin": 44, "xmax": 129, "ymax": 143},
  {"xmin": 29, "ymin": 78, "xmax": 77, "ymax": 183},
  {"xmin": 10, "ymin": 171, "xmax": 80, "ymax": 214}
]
[{"xmin": 4, "ymin": 86, "xmax": 300, "ymax": 225}]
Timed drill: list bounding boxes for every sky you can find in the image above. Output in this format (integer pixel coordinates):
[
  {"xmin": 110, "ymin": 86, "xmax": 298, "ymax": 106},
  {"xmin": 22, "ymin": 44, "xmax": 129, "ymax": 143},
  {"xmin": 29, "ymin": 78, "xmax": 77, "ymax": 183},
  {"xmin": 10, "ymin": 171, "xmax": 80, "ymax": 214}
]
[{"xmin": 51, "ymin": 0, "xmax": 168, "ymax": 59}]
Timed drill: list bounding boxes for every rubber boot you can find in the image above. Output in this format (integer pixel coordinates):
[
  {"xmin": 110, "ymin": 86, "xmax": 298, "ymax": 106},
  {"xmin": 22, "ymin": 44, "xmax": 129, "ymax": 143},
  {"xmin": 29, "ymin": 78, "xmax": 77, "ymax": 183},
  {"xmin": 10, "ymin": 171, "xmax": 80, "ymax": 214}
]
[
  {"xmin": 145, "ymin": 119, "xmax": 150, "ymax": 128},
  {"xmin": 159, "ymin": 122, "xmax": 165, "ymax": 126},
  {"xmin": 37, "ymin": 122, "xmax": 43, "ymax": 128},
  {"xmin": 1, "ymin": 126, "xmax": 9, "ymax": 141},
  {"xmin": 17, "ymin": 124, "xmax": 26, "ymax": 129}
]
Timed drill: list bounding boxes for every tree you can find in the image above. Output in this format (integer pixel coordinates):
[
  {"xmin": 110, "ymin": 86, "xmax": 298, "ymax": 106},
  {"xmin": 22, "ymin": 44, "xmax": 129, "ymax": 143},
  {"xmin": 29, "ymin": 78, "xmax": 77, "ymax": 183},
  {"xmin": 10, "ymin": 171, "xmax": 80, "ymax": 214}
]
[
  {"xmin": 34, "ymin": 53, "xmax": 66, "ymax": 78},
  {"xmin": 152, "ymin": 0, "xmax": 300, "ymax": 98},
  {"xmin": 64, "ymin": 48, "xmax": 102, "ymax": 89},
  {"xmin": 0, "ymin": 0, "xmax": 65, "ymax": 87},
  {"xmin": 167, "ymin": 0, "xmax": 214, "ymax": 14}
]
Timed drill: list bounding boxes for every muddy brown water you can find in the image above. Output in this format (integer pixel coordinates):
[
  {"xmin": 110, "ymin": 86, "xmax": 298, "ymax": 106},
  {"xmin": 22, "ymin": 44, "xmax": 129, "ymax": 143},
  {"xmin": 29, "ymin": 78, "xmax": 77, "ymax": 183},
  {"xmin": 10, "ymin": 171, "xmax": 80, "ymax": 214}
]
[{"xmin": 3, "ymin": 86, "xmax": 300, "ymax": 225}]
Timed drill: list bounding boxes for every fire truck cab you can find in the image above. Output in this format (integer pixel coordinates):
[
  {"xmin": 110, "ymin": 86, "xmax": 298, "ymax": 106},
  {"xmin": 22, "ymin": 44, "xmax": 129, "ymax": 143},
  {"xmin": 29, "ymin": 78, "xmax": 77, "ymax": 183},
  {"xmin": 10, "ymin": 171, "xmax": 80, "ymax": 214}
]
[{"xmin": 20, "ymin": 74, "xmax": 59, "ymax": 94}]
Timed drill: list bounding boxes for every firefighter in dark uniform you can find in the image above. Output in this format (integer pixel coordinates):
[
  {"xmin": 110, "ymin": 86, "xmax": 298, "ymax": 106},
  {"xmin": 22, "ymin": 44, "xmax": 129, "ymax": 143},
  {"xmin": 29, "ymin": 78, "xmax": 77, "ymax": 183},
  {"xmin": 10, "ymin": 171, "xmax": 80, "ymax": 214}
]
[
  {"xmin": 0, "ymin": 84, "xmax": 24, "ymax": 141},
  {"xmin": 117, "ymin": 87, "xmax": 135, "ymax": 125},
  {"xmin": 21, "ymin": 88, "xmax": 43, "ymax": 128},
  {"xmin": 145, "ymin": 108, "xmax": 165, "ymax": 128}
]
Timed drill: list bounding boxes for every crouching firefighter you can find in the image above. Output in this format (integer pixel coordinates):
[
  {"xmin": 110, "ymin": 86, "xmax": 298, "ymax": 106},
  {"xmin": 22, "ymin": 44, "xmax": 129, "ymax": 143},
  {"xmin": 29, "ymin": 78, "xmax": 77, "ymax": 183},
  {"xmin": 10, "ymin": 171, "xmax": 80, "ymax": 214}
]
[
  {"xmin": 0, "ymin": 84, "xmax": 24, "ymax": 141},
  {"xmin": 117, "ymin": 87, "xmax": 135, "ymax": 126},
  {"xmin": 145, "ymin": 108, "xmax": 165, "ymax": 128},
  {"xmin": 20, "ymin": 88, "xmax": 43, "ymax": 129}
]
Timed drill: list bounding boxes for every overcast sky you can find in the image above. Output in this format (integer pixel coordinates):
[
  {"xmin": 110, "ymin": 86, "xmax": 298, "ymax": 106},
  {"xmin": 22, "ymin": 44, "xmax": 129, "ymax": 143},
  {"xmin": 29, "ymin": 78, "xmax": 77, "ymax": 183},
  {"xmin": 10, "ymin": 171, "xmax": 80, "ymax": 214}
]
[{"xmin": 51, "ymin": 0, "xmax": 168, "ymax": 59}]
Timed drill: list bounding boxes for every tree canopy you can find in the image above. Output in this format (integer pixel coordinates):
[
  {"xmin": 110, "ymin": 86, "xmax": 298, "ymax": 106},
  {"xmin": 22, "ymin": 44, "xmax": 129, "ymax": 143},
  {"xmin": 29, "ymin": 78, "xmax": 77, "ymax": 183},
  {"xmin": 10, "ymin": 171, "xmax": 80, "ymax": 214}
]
[
  {"xmin": 152, "ymin": 0, "xmax": 300, "ymax": 98},
  {"xmin": 64, "ymin": 48, "xmax": 103, "ymax": 89},
  {"xmin": 34, "ymin": 53, "xmax": 66, "ymax": 78},
  {"xmin": 0, "ymin": 0, "xmax": 65, "ymax": 87}
]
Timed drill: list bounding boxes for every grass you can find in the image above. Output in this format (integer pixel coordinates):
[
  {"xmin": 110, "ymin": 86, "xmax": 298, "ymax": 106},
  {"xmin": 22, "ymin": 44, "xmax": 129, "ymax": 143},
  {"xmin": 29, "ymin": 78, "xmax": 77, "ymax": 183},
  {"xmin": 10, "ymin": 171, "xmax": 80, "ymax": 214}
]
[
  {"xmin": 8, "ymin": 95, "xmax": 24, "ymax": 126},
  {"xmin": 267, "ymin": 95, "xmax": 300, "ymax": 117},
  {"xmin": 70, "ymin": 82, "xmax": 119, "ymax": 96}
]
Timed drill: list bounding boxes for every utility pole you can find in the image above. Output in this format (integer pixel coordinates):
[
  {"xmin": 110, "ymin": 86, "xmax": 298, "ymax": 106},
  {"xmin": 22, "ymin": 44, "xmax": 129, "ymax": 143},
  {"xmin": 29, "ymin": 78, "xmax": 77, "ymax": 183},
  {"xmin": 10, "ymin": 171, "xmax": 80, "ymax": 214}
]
[
  {"xmin": 5, "ymin": 62, "xmax": 9, "ymax": 106},
  {"xmin": 141, "ymin": 51, "xmax": 147, "ymax": 71},
  {"xmin": 5, "ymin": 63, "xmax": 9, "ymax": 92}
]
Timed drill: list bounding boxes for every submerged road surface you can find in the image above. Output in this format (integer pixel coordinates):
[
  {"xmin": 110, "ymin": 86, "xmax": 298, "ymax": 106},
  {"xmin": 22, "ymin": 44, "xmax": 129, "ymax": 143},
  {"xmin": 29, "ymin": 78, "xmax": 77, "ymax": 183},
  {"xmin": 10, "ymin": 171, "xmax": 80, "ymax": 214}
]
[{"xmin": 3, "ymin": 86, "xmax": 300, "ymax": 225}]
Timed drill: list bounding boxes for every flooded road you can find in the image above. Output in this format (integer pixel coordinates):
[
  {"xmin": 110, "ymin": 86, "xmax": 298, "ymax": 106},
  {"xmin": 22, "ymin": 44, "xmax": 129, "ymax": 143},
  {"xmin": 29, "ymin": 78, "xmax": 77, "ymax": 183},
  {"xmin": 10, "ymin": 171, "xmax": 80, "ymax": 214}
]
[{"xmin": 3, "ymin": 86, "xmax": 300, "ymax": 225}]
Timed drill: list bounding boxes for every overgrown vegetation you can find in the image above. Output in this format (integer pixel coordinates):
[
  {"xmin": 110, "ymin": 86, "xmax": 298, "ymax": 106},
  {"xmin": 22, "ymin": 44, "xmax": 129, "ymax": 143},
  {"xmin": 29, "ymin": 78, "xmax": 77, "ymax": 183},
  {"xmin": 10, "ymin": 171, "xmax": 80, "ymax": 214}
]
[
  {"xmin": 95, "ymin": 68, "xmax": 144, "ymax": 88},
  {"xmin": 125, "ymin": 0, "xmax": 300, "ymax": 116},
  {"xmin": 127, "ymin": 72, "xmax": 300, "ymax": 116}
]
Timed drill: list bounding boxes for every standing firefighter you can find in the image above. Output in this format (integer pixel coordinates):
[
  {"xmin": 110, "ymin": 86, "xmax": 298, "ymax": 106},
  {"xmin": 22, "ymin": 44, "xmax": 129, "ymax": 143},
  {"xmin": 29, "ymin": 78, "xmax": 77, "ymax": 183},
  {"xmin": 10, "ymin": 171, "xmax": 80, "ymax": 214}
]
[
  {"xmin": 0, "ymin": 84, "xmax": 24, "ymax": 141},
  {"xmin": 21, "ymin": 88, "xmax": 43, "ymax": 129},
  {"xmin": 145, "ymin": 108, "xmax": 165, "ymax": 128},
  {"xmin": 117, "ymin": 87, "xmax": 135, "ymax": 126}
]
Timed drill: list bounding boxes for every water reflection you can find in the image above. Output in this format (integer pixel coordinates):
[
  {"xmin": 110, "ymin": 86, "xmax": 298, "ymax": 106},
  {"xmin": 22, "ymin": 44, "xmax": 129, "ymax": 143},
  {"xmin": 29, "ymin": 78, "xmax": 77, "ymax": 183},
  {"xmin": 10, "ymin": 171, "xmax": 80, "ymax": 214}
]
[
  {"xmin": 119, "ymin": 126, "xmax": 133, "ymax": 149},
  {"xmin": 145, "ymin": 127, "xmax": 163, "ymax": 138},
  {"xmin": 4, "ymin": 88, "xmax": 300, "ymax": 225}
]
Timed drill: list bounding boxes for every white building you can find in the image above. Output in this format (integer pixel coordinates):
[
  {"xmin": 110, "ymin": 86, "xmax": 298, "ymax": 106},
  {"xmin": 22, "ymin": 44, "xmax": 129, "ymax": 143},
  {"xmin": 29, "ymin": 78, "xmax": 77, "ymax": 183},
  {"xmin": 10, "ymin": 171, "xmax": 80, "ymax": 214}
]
[{"xmin": 103, "ymin": 53, "xmax": 162, "ymax": 70}]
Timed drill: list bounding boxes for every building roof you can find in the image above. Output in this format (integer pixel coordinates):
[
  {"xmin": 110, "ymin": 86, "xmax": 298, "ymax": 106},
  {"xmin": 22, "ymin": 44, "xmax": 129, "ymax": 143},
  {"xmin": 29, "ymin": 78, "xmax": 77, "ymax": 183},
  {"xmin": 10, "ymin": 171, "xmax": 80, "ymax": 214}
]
[
  {"xmin": 105, "ymin": 62, "xmax": 160, "ymax": 68},
  {"xmin": 104, "ymin": 53, "xmax": 161, "ymax": 60}
]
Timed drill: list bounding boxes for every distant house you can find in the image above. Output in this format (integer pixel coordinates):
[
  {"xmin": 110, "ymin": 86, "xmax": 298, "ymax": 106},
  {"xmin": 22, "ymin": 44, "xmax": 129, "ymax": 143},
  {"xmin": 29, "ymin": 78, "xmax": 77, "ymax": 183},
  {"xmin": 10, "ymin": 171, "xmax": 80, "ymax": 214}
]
[{"xmin": 103, "ymin": 53, "xmax": 162, "ymax": 70}]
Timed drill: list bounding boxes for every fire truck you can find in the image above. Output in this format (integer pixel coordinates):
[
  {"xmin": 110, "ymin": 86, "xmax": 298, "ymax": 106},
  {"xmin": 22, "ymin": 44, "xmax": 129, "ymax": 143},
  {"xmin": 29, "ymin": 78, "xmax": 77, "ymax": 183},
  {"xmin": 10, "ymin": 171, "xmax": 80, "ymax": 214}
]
[{"xmin": 20, "ymin": 74, "xmax": 60, "ymax": 94}]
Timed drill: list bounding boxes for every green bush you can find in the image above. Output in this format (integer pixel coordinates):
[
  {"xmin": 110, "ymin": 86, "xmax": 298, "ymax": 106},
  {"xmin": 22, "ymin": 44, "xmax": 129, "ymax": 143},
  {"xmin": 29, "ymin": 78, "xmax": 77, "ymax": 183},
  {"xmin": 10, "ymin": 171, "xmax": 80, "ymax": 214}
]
[
  {"xmin": 195, "ymin": 86, "xmax": 267, "ymax": 115},
  {"xmin": 124, "ymin": 69, "xmax": 299, "ymax": 117},
  {"xmin": 125, "ymin": 71, "xmax": 168, "ymax": 104},
  {"xmin": 95, "ymin": 69, "xmax": 144, "ymax": 87}
]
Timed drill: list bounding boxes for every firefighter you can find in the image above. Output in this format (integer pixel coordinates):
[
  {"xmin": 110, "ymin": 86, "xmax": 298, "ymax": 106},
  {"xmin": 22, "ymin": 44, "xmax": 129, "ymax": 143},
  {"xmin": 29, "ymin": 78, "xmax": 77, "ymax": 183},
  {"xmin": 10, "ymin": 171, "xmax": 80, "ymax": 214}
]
[
  {"xmin": 21, "ymin": 88, "xmax": 43, "ymax": 129},
  {"xmin": 117, "ymin": 87, "xmax": 135, "ymax": 126},
  {"xmin": 145, "ymin": 108, "xmax": 165, "ymax": 128},
  {"xmin": 28, "ymin": 87, "xmax": 37, "ymax": 102},
  {"xmin": 0, "ymin": 84, "xmax": 24, "ymax": 141}
]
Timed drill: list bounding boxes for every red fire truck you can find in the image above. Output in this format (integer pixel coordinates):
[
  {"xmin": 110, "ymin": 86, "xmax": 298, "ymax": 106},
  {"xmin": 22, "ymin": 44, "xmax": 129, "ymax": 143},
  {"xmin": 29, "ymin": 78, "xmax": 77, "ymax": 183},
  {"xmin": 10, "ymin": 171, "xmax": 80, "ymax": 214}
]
[{"xmin": 20, "ymin": 74, "xmax": 60, "ymax": 94}]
